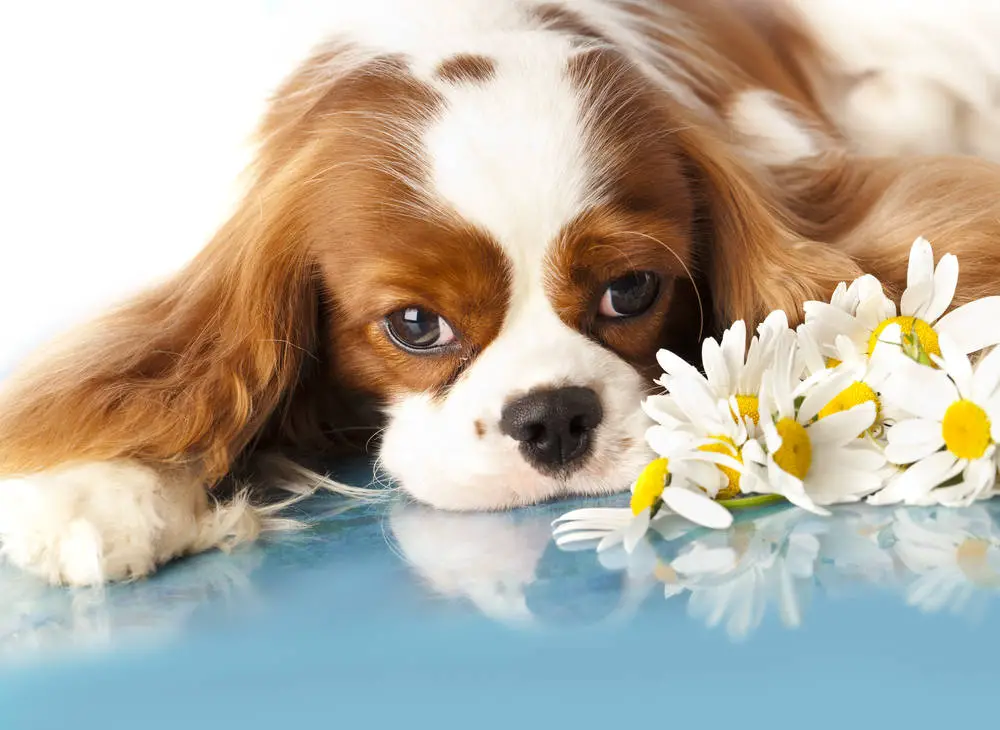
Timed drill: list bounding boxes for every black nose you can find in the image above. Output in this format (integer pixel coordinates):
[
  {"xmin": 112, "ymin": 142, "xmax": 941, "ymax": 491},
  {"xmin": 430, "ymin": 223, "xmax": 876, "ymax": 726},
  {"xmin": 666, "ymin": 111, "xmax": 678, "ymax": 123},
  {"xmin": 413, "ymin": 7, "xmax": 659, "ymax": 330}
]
[{"xmin": 500, "ymin": 386, "xmax": 603, "ymax": 473}]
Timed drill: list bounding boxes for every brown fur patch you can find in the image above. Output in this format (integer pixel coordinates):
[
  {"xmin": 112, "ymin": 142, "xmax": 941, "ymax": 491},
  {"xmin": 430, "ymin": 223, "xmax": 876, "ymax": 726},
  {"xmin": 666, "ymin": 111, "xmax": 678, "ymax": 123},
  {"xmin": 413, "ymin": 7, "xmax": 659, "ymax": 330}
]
[
  {"xmin": 474, "ymin": 420, "xmax": 486, "ymax": 438},
  {"xmin": 532, "ymin": 4, "xmax": 608, "ymax": 43},
  {"xmin": 545, "ymin": 49, "xmax": 705, "ymax": 372},
  {"xmin": 435, "ymin": 54, "xmax": 497, "ymax": 84}
]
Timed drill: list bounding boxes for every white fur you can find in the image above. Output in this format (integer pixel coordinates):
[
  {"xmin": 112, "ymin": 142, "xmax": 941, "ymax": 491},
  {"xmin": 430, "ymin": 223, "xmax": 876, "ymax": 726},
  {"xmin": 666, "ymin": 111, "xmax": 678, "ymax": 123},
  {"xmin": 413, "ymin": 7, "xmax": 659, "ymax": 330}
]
[
  {"xmin": 0, "ymin": 462, "xmax": 261, "ymax": 586},
  {"xmin": 379, "ymin": 28, "xmax": 653, "ymax": 510},
  {"xmin": 728, "ymin": 89, "xmax": 824, "ymax": 165},
  {"xmin": 791, "ymin": 0, "xmax": 1000, "ymax": 160}
]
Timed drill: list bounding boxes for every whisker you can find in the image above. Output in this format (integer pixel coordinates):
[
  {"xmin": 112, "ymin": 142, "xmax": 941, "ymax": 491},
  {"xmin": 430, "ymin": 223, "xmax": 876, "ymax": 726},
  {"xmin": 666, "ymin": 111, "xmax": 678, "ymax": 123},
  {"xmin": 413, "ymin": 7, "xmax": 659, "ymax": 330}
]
[{"xmin": 611, "ymin": 229, "xmax": 706, "ymax": 342}]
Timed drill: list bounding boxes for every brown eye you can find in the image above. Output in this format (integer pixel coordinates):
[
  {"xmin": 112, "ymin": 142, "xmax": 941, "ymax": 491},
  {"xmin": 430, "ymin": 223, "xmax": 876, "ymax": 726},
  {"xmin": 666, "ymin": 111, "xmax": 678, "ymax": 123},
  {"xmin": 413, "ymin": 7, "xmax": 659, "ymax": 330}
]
[
  {"xmin": 598, "ymin": 271, "xmax": 660, "ymax": 318},
  {"xmin": 385, "ymin": 307, "xmax": 457, "ymax": 351}
]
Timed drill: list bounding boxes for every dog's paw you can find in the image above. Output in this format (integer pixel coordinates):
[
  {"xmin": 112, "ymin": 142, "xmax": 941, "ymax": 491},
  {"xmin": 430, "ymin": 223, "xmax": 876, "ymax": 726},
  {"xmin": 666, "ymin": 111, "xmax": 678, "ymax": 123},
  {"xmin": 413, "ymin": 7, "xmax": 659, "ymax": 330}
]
[{"xmin": 0, "ymin": 461, "xmax": 239, "ymax": 586}]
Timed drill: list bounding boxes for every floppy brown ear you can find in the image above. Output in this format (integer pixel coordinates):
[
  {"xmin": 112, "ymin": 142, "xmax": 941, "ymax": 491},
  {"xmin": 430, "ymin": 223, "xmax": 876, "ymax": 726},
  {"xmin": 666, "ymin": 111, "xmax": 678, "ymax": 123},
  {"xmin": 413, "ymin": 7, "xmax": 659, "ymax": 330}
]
[
  {"xmin": 0, "ymin": 39, "xmax": 405, "ymax": 482},
  {"xmin": 675, "ymin": 122, "xmax": 864, "ymax": 328},
  {"xmin": 0, "ymin": 43, "xmax": 388, "ymax": 481},
  {"xmin": 0, "ymin": 174, "xmax": 320, "ymax": 480}
]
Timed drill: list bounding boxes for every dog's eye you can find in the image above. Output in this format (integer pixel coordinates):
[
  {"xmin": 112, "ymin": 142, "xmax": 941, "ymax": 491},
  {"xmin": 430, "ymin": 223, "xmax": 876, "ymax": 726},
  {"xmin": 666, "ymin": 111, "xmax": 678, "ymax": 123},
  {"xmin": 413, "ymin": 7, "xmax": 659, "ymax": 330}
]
[
  {"xmin": 385, "ymin": 307, "xmax": 457, "ymax": 351},
  {"xmin": 598, "ymin": 271, "xmax": 660, "ymax": 318}
]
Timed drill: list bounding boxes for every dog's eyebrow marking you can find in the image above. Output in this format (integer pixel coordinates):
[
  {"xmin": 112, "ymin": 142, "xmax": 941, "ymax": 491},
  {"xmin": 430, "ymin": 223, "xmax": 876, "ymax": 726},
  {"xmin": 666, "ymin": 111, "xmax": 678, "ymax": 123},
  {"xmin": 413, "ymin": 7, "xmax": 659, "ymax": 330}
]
[
  {"xmin": 474, "ymin": 419, "xmax": 486, "ymax": 438},
  {"xmin": 434, "ymin": 54, "xmax": 497, "ymax": 84},
  {"xmin": 531, "ymin": 4, "xmax": 608, "ymax": 43}
]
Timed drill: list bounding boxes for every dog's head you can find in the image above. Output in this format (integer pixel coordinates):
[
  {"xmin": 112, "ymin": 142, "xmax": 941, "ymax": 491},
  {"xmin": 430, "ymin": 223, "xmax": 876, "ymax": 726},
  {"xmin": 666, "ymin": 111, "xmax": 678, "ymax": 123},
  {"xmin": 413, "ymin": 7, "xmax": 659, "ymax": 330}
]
[{"xmin": 0, "ymin": 15, "xmax": 859, "ymax": 510}]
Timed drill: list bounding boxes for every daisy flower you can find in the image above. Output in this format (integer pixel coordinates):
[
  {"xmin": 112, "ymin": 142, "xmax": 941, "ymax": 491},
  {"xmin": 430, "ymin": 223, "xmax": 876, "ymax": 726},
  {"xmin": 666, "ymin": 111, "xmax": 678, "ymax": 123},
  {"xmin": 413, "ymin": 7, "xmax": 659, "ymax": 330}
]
[
  {"xmin": 644, "ymin": 371, "xmax": 751, "ymax": 500},
  {"xmin": 796, "ymin": 326, "xmax": 896, "ymax": 439},
  {"xmin": 870, "ymin": 336, "xmax": 1000, "ymax": 507},
  {"xmin": 655, "ymin": 311, "xmax": 792, "ymax": 429},
  {"xmin": 552, "ymin": 435, "xmax": 735, "ymax": 554},
  {"xmin": 805, "ymin": 237, "xmax": 1000, "ymax": 364},
  {"xmin": 740, "ymin": 335, "xmax": 886, "ymax": 513}
]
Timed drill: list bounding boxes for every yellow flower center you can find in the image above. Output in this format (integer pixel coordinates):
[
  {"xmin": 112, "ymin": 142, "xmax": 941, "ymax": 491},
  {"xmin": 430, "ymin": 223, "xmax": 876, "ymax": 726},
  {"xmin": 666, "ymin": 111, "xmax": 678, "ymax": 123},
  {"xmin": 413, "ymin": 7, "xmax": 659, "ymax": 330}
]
[
  {"xmin": 817, "ymin": 381, "xmax": 881, "ymax": 434},
  {"xmin": 942, "ymin": 399, "xmax": 992, "ymax": 460},
  {"xmin": 698, "ymin": 435, "xmax": 743, "ymax": 499},
  {"xmin": 730, "ymin": 394, "xmax": 760, "ymax": 426},
  {"xmin": 772, "ymin": 418, "xmax": 812, "ymax": 480},
  {"xmin": 631, "ymin": 458, "xmax": 669, "ymax": 515},
  {"xmin": 825, "ymin": 358, "xmax": 842, "ymax": 368},
  {"xmin": 868, "ymin": 315, "xmax": 940, "ymax": 360}
]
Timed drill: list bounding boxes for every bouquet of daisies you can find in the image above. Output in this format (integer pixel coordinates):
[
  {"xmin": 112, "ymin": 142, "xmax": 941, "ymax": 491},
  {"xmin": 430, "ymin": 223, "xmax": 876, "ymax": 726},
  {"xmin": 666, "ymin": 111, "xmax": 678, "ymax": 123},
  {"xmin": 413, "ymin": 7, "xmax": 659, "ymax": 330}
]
[{"xmin": 555, "ymin": 237, "xmax": 1000, "ymax": 554}]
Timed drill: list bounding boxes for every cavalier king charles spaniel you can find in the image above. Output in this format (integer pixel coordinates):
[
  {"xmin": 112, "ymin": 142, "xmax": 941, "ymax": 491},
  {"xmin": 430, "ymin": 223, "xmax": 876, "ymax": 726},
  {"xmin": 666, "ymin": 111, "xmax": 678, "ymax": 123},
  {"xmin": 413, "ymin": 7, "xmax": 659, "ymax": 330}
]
[{"xmin": 3, "ymin": 0, "xmax": 1000, "ymax": 585}]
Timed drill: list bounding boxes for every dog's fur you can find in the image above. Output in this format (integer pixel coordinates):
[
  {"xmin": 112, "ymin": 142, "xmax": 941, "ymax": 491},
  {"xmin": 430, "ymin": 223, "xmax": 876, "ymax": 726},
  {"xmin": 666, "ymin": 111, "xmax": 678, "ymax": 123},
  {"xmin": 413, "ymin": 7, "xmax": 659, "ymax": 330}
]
[{"xmin": 4, "ymin": 0, "xmax": 1000, "ymax": 585}]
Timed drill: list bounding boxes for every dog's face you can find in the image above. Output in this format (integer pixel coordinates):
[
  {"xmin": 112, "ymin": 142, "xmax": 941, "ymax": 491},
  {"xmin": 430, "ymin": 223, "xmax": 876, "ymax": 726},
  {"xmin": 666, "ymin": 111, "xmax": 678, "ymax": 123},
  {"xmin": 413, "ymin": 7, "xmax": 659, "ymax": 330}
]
[{"xmin": 284, "ymin": 41, "xmax": 708, "ymax": 510}]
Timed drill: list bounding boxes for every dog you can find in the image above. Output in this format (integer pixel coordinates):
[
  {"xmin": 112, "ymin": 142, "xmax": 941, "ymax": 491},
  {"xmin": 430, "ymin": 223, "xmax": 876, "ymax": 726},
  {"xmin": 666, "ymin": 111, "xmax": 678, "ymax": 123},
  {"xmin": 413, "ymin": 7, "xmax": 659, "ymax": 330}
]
[{"xmin": 3, "ymin": 0, "xmax": 1000, "ymax": 586}]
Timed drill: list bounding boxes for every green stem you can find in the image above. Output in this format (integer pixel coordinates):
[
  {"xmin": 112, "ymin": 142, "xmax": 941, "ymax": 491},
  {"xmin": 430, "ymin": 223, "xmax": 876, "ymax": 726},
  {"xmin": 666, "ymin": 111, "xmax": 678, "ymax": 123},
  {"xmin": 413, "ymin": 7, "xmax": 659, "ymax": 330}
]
[{"xmin": 717, "ymin": 493, "xmax": 786, "ymax": 510}]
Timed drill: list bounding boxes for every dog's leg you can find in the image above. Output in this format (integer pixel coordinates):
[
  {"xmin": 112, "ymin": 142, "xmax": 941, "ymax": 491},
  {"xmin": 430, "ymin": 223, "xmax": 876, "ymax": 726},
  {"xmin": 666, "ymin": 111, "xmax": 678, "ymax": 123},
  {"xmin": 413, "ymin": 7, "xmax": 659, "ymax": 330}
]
[{"xmin": 0, "ymin": 462, "xmax": 260, "ymax": 586}]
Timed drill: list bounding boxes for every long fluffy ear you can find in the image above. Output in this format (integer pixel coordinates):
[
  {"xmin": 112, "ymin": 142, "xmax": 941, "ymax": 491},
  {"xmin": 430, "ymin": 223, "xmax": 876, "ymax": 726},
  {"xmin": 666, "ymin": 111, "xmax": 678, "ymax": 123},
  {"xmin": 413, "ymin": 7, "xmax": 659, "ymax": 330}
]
[
  {"xmin": 675, "ymin": 122, "xmax": 864, "ymax": 328},
  {"xmin": 0, "ymin": 39, "xmax": 396, "ymax": 482},
  {"xmin": 0, "ymin": 42, "xmax": 380, "ymax": 480},
  {"xmin": 0, "ymin": 179, "xmax": 318, "ymax": 480}
]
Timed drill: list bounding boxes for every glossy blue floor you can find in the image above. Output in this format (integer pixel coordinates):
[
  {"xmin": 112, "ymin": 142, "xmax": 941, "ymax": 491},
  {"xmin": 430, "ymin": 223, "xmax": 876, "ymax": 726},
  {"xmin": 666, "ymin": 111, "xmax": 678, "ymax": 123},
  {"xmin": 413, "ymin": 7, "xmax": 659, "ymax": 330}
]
[{"xmin": 3, "ymin": 458, "xmax": 998, "ymax": 728}]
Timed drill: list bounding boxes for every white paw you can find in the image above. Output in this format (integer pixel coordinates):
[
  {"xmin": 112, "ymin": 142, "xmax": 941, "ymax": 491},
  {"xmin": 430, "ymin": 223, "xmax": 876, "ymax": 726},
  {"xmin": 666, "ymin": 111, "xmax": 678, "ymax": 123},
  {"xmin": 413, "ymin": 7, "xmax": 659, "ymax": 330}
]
[{"xmin": 0, "ymin": 461, "xmax": 260, "ymax": 586}]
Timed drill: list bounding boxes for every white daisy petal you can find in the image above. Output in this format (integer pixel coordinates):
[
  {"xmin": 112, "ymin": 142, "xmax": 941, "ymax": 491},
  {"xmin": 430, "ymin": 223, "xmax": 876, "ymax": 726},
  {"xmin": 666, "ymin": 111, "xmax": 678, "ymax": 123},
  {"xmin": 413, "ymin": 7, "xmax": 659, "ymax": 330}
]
[
  {"xmin": 769, "ymin": 468, "xmax": 830, "ymax": 515},
  {"xmin": 796, "ymin": 325, "xmax": 826, "ymax": 375},
  {"xmin": 972, "ymin": 346, "xmax": 1000, "ymax": 403},
  {"xmin": 671, "ymin": 378, "xmax": 727, "ymax": 433},
  {"xmin": 721, "ymin": 320, "xmax": 747, "ymax": 382},
  {"xmin": 901, "ymin": 280, "xmax": 934, "ymax": 320},
  {"xmin": 660, "ymin": 487, "xmax": 733, "ymax": 530},
  {"xmin": 868, "ymin": 450, "xmax": 960, "ymax": 505},
  {"xmin": 879, "ymin": 358, "xmax": 958, "ymax": 419},
  {"xmin": 807, "ymin": 402, "xmax": 876, "ymax": 445},
  {"xmin": 740, "ymin": 438, "xmax": 767, "ymax": 467},
  {"xmin": 803, "ymin": 301, "xmax": 867, "ymax": 347},
  {"xmin": 656, "ymin": 349, "xmax": 701, "ymax": 380},
  {"xmin": 551, "ymin": 508, "xmax": 631, "ymax": 525},
  {"xmin": 939, "ymin": 334, "xmax": 973, "ymax": 398},
  {"xmin": 555, "ymin": 531, "xmax": 614, "ymax": 547},
  {"xmin": 905, "ymin": 237, "xmax": 935, "ymax": 296},
  {"xmin": 622, "ymin": 508, "xmax": 651, "ymax": 553},
  {"xmin": 645, "ymin": 425, "xmax": 692, "ymax": 454},
  {"xmin": 674, "ymin": 460, "xmax": 724, "ymax": 495},
  {"xmin": 924, "ymin": 253, "xmax": 958, "ymax": 323},
  {"xmin": 797, "ymin": 369, "xmax": 855, "ymax": 423},
  {"xmin": 836, "ymin": 442, "xmax": 888, "ymax": 472},
  {"xmin": 935, "ymin": 297, "xmax": 1000, "ymax": 355},
  {"xmin": 596, "ymin": 530, "xmax": 625, "ymax": 553},
  {"xmin": 932, "ymin": 459, "xmax": 995, "ymax": 507},
  {"xmin": 641, "ymin": 395, "xmax": 684, "ymax": 427},
  {"xmin": 884, "ymin": 419, "xmax": 945, "ymax": 464},
  {"xmin": 702, "ymin": 337, "xmax": 731, "ymax": 396},
  {"xmin": 855, "ymin": 285, "xmax": 895, "ymax": 331}
]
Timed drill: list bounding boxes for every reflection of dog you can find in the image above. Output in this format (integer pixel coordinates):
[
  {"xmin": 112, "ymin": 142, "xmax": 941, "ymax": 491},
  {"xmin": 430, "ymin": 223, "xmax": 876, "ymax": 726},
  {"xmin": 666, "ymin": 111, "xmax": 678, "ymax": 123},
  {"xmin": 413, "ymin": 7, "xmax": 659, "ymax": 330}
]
[
  {"xmin": 6, "ymin": 1, "xmax": 1000, "ymax": 585},
  {"xmin": 389, "ymin": 503, "xmax": 653, "ymax": 627}
]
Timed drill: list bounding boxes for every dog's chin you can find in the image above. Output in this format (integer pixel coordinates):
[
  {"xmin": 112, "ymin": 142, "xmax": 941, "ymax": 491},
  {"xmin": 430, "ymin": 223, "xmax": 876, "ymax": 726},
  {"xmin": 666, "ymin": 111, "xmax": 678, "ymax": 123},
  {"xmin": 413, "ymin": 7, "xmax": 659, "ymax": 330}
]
[{"xmin": 381, "ymin": 431, "xmax": 655, "ymax": 512}]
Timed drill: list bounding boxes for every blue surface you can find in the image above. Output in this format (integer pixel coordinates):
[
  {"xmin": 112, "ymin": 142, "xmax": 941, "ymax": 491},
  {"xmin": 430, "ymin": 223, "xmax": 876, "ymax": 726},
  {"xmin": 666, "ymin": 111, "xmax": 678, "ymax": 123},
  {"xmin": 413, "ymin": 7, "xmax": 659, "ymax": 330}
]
[{"xmin": 3, "ymin": 459, "xmax": 999, "ymax": 728}]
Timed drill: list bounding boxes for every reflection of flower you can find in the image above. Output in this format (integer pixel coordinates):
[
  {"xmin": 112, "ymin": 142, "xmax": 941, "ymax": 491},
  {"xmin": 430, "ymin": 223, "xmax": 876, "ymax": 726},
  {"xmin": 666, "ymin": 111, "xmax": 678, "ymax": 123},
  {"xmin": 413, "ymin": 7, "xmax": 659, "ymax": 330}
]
[
  {"xmin": 887, "ymin": 507, "xmax": 1000, "ymax": 617},
  {"xmin": 656, "ymin": 509, "xmax": 822, "ymax": 640},
  {"xmin": 555, "ymin": 501, "xmax": 1000, "ymax": 641}
]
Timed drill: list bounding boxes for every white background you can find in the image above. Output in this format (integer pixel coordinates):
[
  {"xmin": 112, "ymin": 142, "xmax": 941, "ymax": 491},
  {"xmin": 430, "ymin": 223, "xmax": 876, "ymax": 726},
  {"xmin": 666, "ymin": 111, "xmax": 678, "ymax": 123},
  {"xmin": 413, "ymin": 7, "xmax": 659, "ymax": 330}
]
[{"xmin": 0, "ymin": 1, "xmax": 327, "ymax": 375}]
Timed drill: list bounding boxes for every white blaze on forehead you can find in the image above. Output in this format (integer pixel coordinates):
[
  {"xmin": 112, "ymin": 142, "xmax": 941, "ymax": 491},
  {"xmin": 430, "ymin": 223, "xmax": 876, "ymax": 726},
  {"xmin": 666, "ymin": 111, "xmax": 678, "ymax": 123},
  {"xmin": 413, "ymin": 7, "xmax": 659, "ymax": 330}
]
[{"xmin": 423, "ymin": 39, "xmax": 594, "ymax": 285}]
